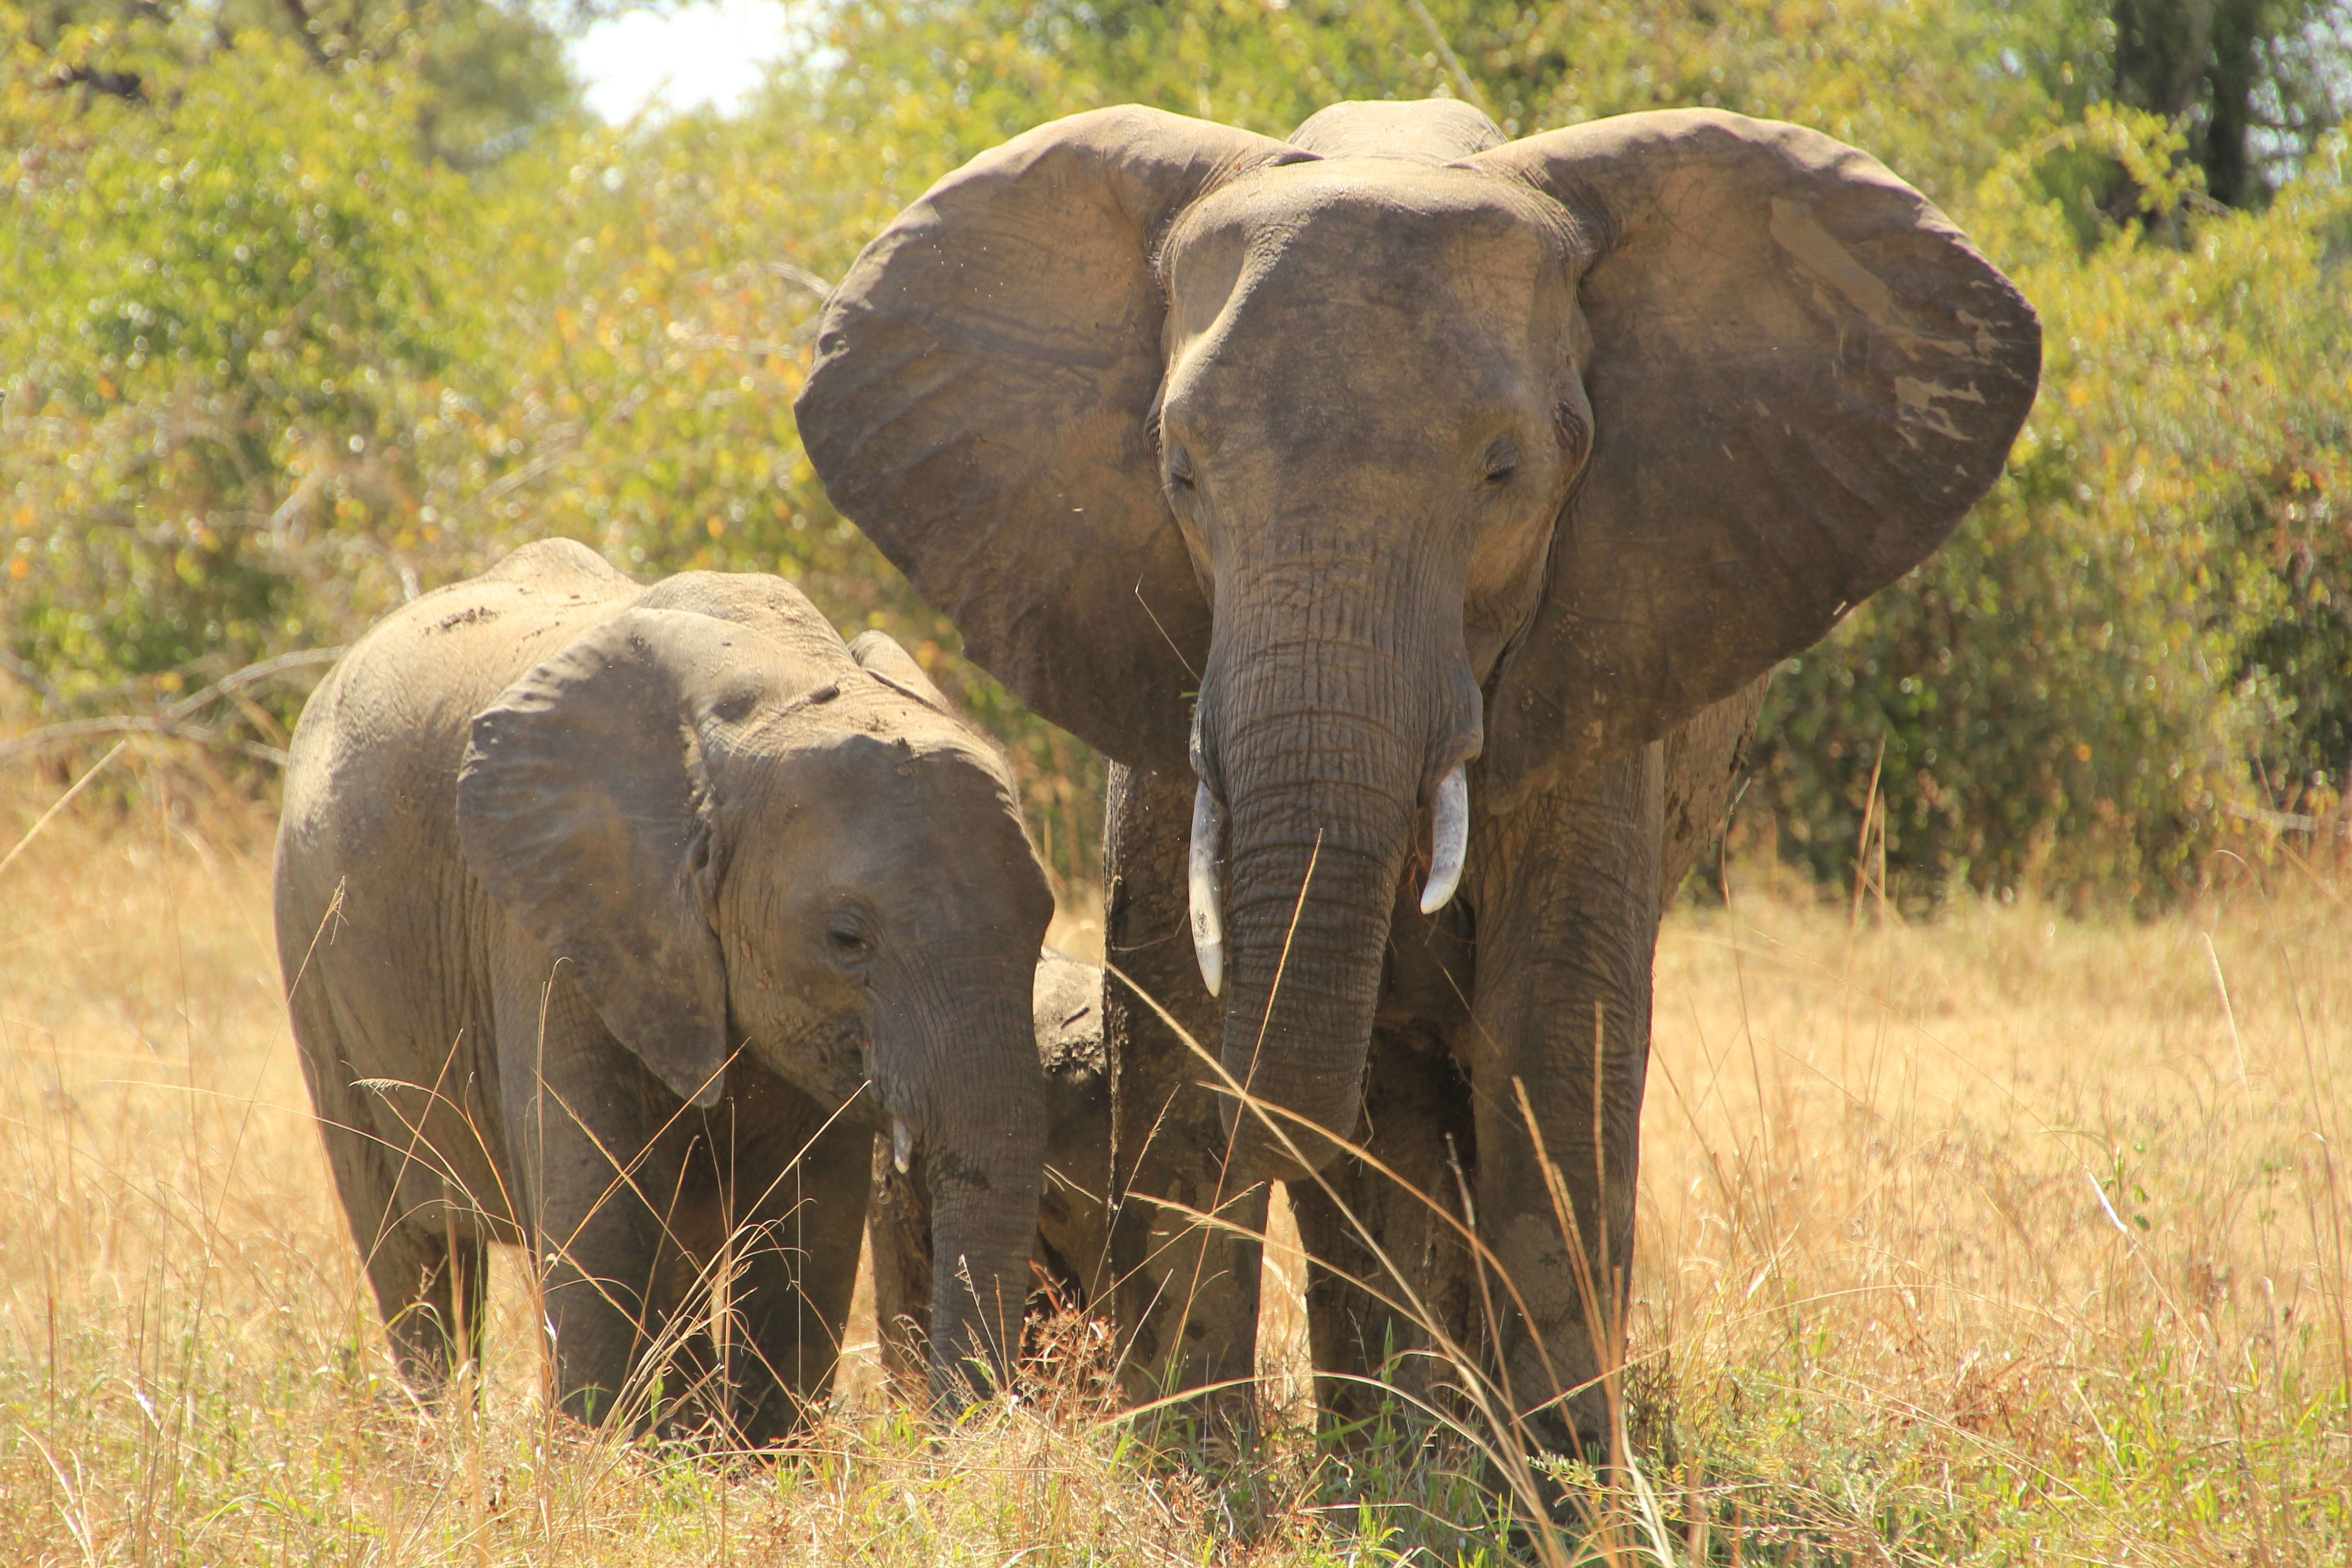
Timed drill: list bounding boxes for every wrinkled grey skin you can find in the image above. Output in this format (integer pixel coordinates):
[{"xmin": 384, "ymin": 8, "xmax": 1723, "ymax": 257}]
[
  {"xmin": 274, "ymin": 539, "xmax": 1053, "ymax": 1438},
  {"xmin": 868, "ymin": 949, "xmax": 1112, "ymax": 1390},
  {"xmin": 797, "ymin": 99, "xmax": 2039, "ymax": 1456}
]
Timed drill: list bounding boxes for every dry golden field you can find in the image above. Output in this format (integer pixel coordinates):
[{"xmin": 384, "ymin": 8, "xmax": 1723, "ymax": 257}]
[{"xmin": 1, "ymin": 771, "xmax": 2346, "ymax": 1565}]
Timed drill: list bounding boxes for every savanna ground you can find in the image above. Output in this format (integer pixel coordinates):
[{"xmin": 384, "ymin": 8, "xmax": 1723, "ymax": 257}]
[{"xmin": 2, "ymin": 767, "xmax": 2347, "ymax": 1566}]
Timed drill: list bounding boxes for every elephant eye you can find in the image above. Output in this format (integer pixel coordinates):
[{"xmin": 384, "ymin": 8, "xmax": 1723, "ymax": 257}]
[
  {"xmin": 1482, "ymin": 438, "xmax": 1519, "ymax": 487},
  {"xmin": 1555, "ymin": 403, "xmax": 1592, "ymax": 469},
  {"xmin": 1165, "ymin": 445, "xmax": 1196, "ymax": 493},
  {"xmin": 824, "ymin": 922, "xmax": 873, "ymax": 964}
]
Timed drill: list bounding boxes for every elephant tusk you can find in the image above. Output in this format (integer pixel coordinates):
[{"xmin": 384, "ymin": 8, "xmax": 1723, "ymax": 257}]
[
  {"xmin": 1188, "ymin": 780, "xmax": 1225, "ymax": 997},
  {"xmin": 891, "ymin": 1116, "xmax": 913, "ymax": 1174},
  {"xmin": 1420, "ymin": 763, "xmax": 1469, "ymax": 914}
]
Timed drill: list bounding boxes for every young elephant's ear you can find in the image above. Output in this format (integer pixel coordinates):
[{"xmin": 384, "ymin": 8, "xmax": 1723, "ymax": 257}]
[
  {"xmin": 849, "ymin": 630, "xmax": 955, "ymax": 715},
  {"xmin": 458, "ymin": 608, "xmax": 753, "ymax": 1108},
  {"xmin": 797, "ymin": 106, "xmax": 1313, "ymax": 778},
  {"xmin": 1470, "ymin": 110, "xmax": 2040, "ymax": 811}
]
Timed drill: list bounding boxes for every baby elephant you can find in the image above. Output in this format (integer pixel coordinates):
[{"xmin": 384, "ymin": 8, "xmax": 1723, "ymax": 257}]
[{"xmin": 274, "ymin": 538, "xmax": 1053, "ymax": 1441}]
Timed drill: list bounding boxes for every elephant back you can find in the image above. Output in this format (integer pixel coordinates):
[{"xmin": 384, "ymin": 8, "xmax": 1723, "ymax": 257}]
[
  {"xmin": 281, "ymin": 541, "xmax": 636, "ymax": 879},
  {"xmin": 286, "ymin": 540, "xmax": 637, "ymax": 794}
]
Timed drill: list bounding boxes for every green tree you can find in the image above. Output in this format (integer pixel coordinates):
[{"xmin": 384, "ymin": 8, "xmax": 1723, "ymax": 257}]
[
  {"xmin": 14, "ymin": 0, "xmax": 591, "ymax": 164},
  {"xmin": 1, "ymin": 15, "xmax": 497, "ymax": 723},
  {"xmin": 804, "ymin": 0, "xmax": 2092, "ymax": 202}
]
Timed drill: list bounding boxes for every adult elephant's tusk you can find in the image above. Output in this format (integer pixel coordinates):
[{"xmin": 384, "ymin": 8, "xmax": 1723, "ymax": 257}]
[
  {"xmin": 1189, "ymin": 780, "xmax": 1225, "ymax": 997},
  {"xmin": 1420, "ymin": 763, "xmax": 1469, "ymax": 914},
  {"xmin": 892, "ymin": 1116, "xmax": 914, "ymax": 1174}
]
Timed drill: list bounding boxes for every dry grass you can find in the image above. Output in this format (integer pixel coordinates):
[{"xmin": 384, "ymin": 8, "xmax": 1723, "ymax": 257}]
[
  {"xmin": 1640, "ymin": 849, "xmax": 2352, "ymax": 1563},
  {"xmin": 2, "ymin": 767, "xmax": 2346, "ymax": 1564}
]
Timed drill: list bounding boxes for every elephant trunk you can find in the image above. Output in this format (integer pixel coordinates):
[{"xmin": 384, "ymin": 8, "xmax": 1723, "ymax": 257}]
[
  {"xmin": 1198, "ymin": 564, "xmax": 1478, "ymax": 1184},
  {"xmin": 875, "ymin": 962, "xmax": 1047, "ymax": 1407}
]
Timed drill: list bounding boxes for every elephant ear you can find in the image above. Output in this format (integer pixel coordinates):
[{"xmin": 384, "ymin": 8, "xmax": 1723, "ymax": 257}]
[
  {"xmin": 457, "ymin": 607, "xmax": 758, "ymax": 1109},
  {"xmin": 1470, "ymin": 110, "xmax": 2040, "ymax": 810},
  {"xmin": 849, "ymin": 629, "xmax": 956, "ymax": 715},
  {"xmin": 797, "ymin": 106, "xmax": 1313, "ymax": 778}
]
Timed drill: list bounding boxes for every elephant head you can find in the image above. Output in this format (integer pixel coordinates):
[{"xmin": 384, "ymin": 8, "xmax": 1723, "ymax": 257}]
[
  {"xmin": 453, "ymin": 572, "xmax": 1054, "ymax": 1397},
  {"xmin": 797, "ymin": 101, "xmax": 2039, "ymax": 1180}
]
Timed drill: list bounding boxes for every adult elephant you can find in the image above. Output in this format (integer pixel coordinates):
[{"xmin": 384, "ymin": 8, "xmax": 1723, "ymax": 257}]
[
  {"xmin": 797, "ymin": 99, "xmax": 2039, "ymax": 1456},
  {"xmin": 274, "ymin": 539, "xmax": 1053, "ymax": 1440}
]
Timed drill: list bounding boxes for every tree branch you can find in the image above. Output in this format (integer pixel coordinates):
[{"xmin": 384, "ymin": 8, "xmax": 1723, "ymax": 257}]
[
  {"xmin": 44, "ymin": 63, "xmax": 146, "ymax": 101},
  {"xmin": 277, "ymin": 0, "xmax": 334, "ymax": 68},
  {"xmin": 0, "ymin": 647, "xmax": 345, "ymax": 768},
  {"xmin": 0, "ymin": 650, "xmax": 65, "ymax": 709},
  {"xmin": 0, "ymin": 715, "xmax": 289, "ymax": 769}
]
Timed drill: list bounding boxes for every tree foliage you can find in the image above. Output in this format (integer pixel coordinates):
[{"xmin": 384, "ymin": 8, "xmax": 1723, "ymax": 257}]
[
  {"xmin": 3, "ymin": 0, "xmax": 2348, "ymax": 903},
  {"xmin": 17, "ymin": 0, "xmax": 587, "ymax": 163},
  {"xmin": 3, "ymin": 20, "xmax": 490, "ymax": 716}
]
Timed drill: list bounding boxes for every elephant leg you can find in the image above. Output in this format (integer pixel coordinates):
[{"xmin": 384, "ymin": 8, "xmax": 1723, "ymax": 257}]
[
  {"xmin": 359, "ymin": 1183, "xmax": 491, "ymax": 1397},
  {"xmin": 1102, "ymin": 763, "xmax": 1267, "ymax": 1418},
  {"xmin": 496, "ymin": 961, "xmax": 697, "ymax": 1430},
  {"xmin": 1104, "ymin": 1086, "xmax": 1269, "ymax": 1411},
  {"xmin": 703, "ymin": 1067, "xmax": 872, "ymax": 1444},
  {"xmin": 290, "ymin": 985, "xmax": 490, "ymax": 1396},
  {"xmin": 1288, "ymin": 1025, "xmax": 1476, "ymax": 1443},
  {"xmin": 537, "ymin": 1144, "xmax": 694, "ymax": 1430},
  {"xmin": 1463, "ymin": 742, "xmax": 1662, "ymax": 1465},
  {"xmin": 383, "ymin": 1209, "xmax": 493, "ymax": 1398}
]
